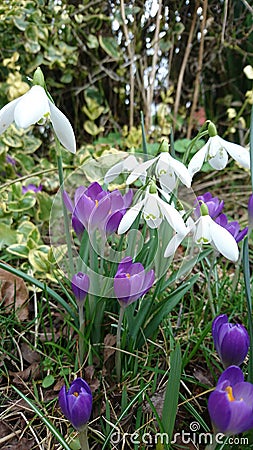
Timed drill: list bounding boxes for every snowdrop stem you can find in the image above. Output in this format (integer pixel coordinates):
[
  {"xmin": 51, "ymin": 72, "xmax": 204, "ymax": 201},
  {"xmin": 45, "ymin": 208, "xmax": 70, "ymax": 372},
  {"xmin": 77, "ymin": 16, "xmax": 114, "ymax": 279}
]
[
  {"xmin": 55, "ymin": 140, "xmax": 74, "ymax": 277},
  {"xmin": 79, "ymin": 425, "xmax": 90, "ymax": 450},
  {"xmin": 207, "ymin": 252, "xmax": 217, "ymax": 318},
  {"xmin": 116, "ymin": 305, "xmax": 125, "ymax": 381},
  {"xmin": 182, "ymin": 127, "xmax": 209, "ymax": 164}
]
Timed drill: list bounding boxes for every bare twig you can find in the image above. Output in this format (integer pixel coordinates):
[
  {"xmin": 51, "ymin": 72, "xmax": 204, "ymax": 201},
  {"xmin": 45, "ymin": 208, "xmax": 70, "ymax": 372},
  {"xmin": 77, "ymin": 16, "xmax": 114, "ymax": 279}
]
[
  {"xmin": 187, "ymin": 0, "xmax": 208, "ymax": 139},
  {"xmin": 173, "ymin": 2, "xmax": 199, "ymax": 125}
]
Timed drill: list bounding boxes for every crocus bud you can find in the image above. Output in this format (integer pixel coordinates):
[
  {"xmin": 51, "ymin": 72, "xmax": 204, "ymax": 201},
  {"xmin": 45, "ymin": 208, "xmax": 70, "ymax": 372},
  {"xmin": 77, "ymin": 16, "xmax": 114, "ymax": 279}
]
[
  {"xmin": 208, "ymin": 366, "xmax": 253, "ymax": 435},
  {"xmin": 212, "ymin": 314, "xmax": 249, "ymax": 368},
  {"xmin": 33, "ymin": 67, "xmax": 45, "ymax": 88},
  {"xmin": 71, "ymin": 272, "xmax": 90, "ymax": 304},
  {"xmin": 59, "ymin": 378, "xmax": 92, "ymax": 431}
]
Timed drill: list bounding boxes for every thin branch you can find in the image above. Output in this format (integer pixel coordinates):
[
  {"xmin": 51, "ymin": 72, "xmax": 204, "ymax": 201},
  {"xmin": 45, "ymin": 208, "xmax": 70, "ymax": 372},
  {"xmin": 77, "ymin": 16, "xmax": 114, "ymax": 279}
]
[{"xmin": 187, "ymin": 0, "xmax": 208, "ymax": 139}]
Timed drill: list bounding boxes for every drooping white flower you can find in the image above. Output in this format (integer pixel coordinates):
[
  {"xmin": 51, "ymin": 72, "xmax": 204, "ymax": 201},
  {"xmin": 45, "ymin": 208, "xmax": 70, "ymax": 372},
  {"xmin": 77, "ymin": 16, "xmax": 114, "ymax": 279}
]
[
  {"xmin": 194, "ymin": 215, "xmax": 239, "ymax": 262},
  {"xmin": 164, "ymin": 216, "xmax": 194, "ymax": 257},
  {"xmin": 126, "ymin": 151, "xmax": 192, "ymax": 192},
  {"xmin": 104, "ymin": 155, "xmax": 138, "ymax": 184},
  {"xmin": 0, "ymin": 85, "xmax": 76, "ymax": 153},
  {"xmin": 188, "ymin": 132, "xmax": 250, "ymax": 177},
  {"xmin": 118, "ymin": 188, "xmax": 187, "ymax": 235}
]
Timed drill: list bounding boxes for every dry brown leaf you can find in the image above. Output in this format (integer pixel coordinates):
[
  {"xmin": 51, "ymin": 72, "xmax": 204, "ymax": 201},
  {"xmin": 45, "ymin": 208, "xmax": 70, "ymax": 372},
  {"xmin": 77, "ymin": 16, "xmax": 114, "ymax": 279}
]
[
  {"xmin": 10, "ymin": 362, "xmax": 40, "ymax": 383},
  {"xmin": 20, "ymin": 343, "xmax": 40, "ymax": 364},
  {"xmin": 0, "ymin": 267, "xmax": 29, "ymax": 320},
  {"xmin": 103, "ymin": 333, "xmax": 116, "ymax": 363}
]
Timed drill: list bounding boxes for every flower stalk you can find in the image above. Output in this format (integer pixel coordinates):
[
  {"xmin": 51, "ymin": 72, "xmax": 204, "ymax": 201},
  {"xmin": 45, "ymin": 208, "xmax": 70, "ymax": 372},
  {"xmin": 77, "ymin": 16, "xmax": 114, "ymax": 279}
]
[
  {"xmin": 79, "ymin": 425, "xmax": 90, "ymax": 450},
  {"xmin": 116, "ymin": 305, "xmax": 125, "ymax": 381}
]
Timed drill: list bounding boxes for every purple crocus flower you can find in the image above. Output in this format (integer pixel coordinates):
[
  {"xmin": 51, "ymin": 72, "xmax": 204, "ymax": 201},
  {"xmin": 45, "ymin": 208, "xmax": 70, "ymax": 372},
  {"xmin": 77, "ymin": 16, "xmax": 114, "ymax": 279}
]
[
  {"xmin": 212, "ymin": 314, "xmax": 249, "ymax": 368},
  {"xmin": 71, "ymin": 272, "xmax": 90, "ymax": 304},
  {"xmin": 195, "ymin": 192, "xmax": 224, "ymax": 219},
  {"xmin": 114, "ymin": 256, "xmax": 155, "ymax": 307},
  {"xmin": 59, "ymin": 378, "xmax": 92, "ymax": 431},
  {"xmin": 248, "ymin": 193, "xmax": 253, "ymax": 232},
  {"xmin": 208, "ymin": 366, "xmax": 253, "ymax": 434},
  {"xmin": 22, "ymin": 184, "xmax": 42, "ymax": 194},
  {"xmin": 215, "ymin": 214, "xmax": 248, "ymax": 243},
  {"xmin": 63, "ymin": 182, "xmax": 133, "ymax": 238}
]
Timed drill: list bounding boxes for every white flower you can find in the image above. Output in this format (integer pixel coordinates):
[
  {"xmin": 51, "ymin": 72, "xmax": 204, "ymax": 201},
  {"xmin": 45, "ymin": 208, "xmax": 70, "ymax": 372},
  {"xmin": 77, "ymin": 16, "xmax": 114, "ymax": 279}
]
[
  {"xmin": 164, "ymin": 216, "xmax": 194, "ymax": 257},
  {"xmin": 104, "ymin": 155, "xmax": 138, "ymax": 184},
  {"xmin": 0, "ymin": 85, "xmax": 76, "ymax": 153},
  {"xmin": 118, "ymin": 190, "xmax": 187, "ymax": 235},
  {"xmin": 188, "ymin": 135, "xmax": 250, "ymax": 177},
  {"xmin": 155, "ymin": 152, "xmax": 192, "ymax": 193},
  {"xmin": 194, "ymin": 215, "xmax": 239, "ymax": 262},
  {"xmin": 126, "ymin": 153, "xmax": 192, "ymax": 191}
]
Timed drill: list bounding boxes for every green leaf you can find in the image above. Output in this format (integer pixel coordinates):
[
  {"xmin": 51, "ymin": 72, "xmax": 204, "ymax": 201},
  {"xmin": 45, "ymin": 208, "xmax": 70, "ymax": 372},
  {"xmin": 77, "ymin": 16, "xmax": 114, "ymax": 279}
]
[
  {"xmin": 42, "ymin": 374, "xmax": 55, "ymax": 388},
  {"xmin": 12, "ymin": 385, "xmax": 72, "ymax": 450},
  {"xmin": 161, "ymin": 343, "xmax": 182, "ymax": 438},
  {"xmin": 7, "ymin": 244, "xmax": 30, "ymax": 258},
  {"xmin": 0, "ymin": 223, "xmax": 17, "ymax": 248},
  {"xmin": 98, "ymin": 35, "xmax": 121, "ymax": 59},
  {"xmin": 84, "ymin": 120, "xmax": 104, "ymax": 136},
  {"xmin": 8, "ymin": 196, "xmax": 36, "ymax": 212},
  {"xmin": 22, "ymin": 135, "xmax": 42, "ymax": 153}
]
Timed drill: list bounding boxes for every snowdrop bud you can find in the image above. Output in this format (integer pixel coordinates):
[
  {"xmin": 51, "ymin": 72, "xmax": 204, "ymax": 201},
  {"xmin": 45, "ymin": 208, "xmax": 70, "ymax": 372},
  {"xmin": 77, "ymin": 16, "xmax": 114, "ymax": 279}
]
[
  {"xmin": 160, "ymin": 139, "xmax": 169, "ymax": 153},
  {"xmin": 33, "ymin": 67, "xmax": 45, "ymax": 88},
  {"xmin": 208, "ymin": 121, "xmax": 217, "ymax": 137},
  {"xmin": 149, "ymin": 181, "xmax": 157, "ymax": 194},
  {"xmin": 200, "ymin": 201, "xmax": 209, "ymax": 216}
]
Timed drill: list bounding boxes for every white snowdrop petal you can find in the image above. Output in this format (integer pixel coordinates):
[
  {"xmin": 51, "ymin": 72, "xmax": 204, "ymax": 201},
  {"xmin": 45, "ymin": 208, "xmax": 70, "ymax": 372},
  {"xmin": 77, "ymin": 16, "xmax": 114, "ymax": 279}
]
[
  {"xmin": 164, "ymin": 234, "xmax": 184, "ymax": 257},
  {"xmin": 126, "ymin": 157, "xmax": 158, "ymax": 184},
  {"xmin": 0, "ymin": 97, "xmax": 20, "ymax": 134},
  {"xmin": 194, "ymin": 216, "xmax": 212, "ymax": 244},
  {"xmin": 14, "ymin": 85, "xmax": 50, "ymax": 128},
  {"xmin": 211, "ymin": 220, "xmax": 239, "ymax": 262},
  {"xmin": 49, "ymin": 101, "xmax": 76, "ymax": 153},
  {"xmin": 220, "ymin": 137, "xmax": 250, "ymax": 169},
  {"xmin": 166, "ymin": 154, "xmax": 192, "ymax": 188},
  {"xmin": 117, "ymin": 200, "xmax": 144, "ymax": 234},
  {"xmin": 208, "ymin": 147, "xmax": 228, "ymax": 170},
  {"xmin": 104, "ymin": 161, "xmax": 124, "ymax": 184},
  {"xmin": 157, "ymin": 197, "xmax": 187, "ymax": 235},
  {"xmin": 188, "ymin": 144, "xmax": 208, "ymax": 177}
]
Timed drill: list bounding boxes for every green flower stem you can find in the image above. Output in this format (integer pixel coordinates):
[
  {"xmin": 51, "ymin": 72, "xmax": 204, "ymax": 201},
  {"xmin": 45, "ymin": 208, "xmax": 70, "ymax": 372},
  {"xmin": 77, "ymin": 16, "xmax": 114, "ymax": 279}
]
[
  {"xmin": 207, "ymin": 252, "xmax": 217, "ymax": 318},
  {"xmin": 205, "ymin": 439, "xmax": 217, "ymax": 450},
  {"xmin": 243, "ymin": 236, "xmax": 253, "ymax": 383},
  {"xmin": 79, "ymin": 425, "xmax": 90, "ymax": 450},
  {"xmin": 55, "ymin": 143, "xmax": 74, "ymax": 277},
  {"xmin": 116, "ymin": 305, "xmax": 125, "ymax": 381},
  {"xmin": 78, "ymin": 303, "xmax": 85, "ymax": 368}
]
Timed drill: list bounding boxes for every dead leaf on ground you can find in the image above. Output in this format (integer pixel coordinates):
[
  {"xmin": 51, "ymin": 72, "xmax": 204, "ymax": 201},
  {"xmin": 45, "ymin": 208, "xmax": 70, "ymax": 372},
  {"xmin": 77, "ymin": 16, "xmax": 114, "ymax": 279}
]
[
  {"xmin": 20, "ymin": 343, "xmax": 40, "ymax": 364},
  {"xmin": 0, "ymin": 267, "xmax": 29, "ymax": 320},
  {"xmin": 10, "ymin": 362, "xmax": 40, "ymax": 383},
  {"xmin": 103, "ymin": 333, "xmax": 116, "ymax": 362}
]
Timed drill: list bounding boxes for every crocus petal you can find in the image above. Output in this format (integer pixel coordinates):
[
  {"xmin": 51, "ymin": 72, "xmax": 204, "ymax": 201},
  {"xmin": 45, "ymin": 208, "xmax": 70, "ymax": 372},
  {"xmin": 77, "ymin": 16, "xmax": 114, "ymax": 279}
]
[
  {"xmin": 118, "ymin": 200, "xmax": 144, "ymax": 234},
  {"xmin": 219, "ymin": 324, "xmax": 249, "ymax": 367},
  {"xmin": 49, "ymin": 100, "xmax": 76, "ymax": 153},
  {"xmin": 0, "ymin": 97, "xmax": 20, "ymax": 134},
  {"xmin": 208, "ymin": 390, "xmax": 231, "ymax": 433},
  {"xmin": 63, "ymin": 190, "xmax": 74, "ymax": 212},
  {"xmin": 220, "ymin": 137, "xmax": 250, "ymax": 169},
  {"xmin": 212, "ymin": 314, "xmax": 228, "ymax": 351},
  {"xmin": 226, "ymin": 397, "xmax": 253, "ymax": 434},
  {"xmin": 210, "ymin": 220, "xmax": 239, "ymax": 262},
  {"xmin": 14, "ymin": 85, "xmax": 50, "ymax": 128},
  {"xmin": 58, "ymin": 386, "xmax": 71, "ymax": 421},
  {"xmin": 126, "ymin": 157, "xmax": 158, "ymax": 184},
  {"xmin": 217, "ymin": 366, "xmax": 244, "ymax": 387},
  {"xmin": 188, "ymin": 144, "xmax": 208, "ymax": 177}
]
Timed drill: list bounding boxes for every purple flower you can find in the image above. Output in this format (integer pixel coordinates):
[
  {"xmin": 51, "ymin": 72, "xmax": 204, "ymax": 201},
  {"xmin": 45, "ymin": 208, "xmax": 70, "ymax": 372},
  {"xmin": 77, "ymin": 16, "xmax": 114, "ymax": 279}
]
[
  {"xmin": 6, "ymin": 154, "xmax": 16, "ymax": 166},
  {"xmin": 195, "ymin": 192, "xmax": 224, "ymax": 219},
  {"xmin": 59, "ymin": 378, "xmax": 92, "ymax": 430},
  {"xmin": 248, "ymin": 193, "xmax": 253, "ymax": 232},
  {"xmin": 208, "ymin": 366, "xmax": 253, "ymax": 434},
  {"xmin": 22, "ymin": 184, "xmax": 42, "ymax": 194},
  {"xmin": 215, "ymin": 214, "xmax": 248, "ymax": 243},
  {"xmin": 212, "ymin": 314, "xmax": 249, "ymax": 368},
  {"xmin": 71, "ymin": 272, "xmax": 90, "ymax": 304},
  {"xmin": 114, "ymin": 256, "xmax": 155, "ymax": 307},
  {"xmin": 63, "ymin": 182, "xmax": 133, "ymax": 238}
]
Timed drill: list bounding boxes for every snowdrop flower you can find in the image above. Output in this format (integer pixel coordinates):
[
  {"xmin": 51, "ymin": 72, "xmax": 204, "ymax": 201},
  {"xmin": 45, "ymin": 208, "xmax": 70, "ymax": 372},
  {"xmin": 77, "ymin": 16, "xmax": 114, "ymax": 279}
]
[
  {"xmin": 0, "ymin": 68, "xmax": 76, "ymax": 153},
  {"xmin": 164, "ymin": 216, "xmax": 194, "ymax": 258},
  {"xmin": 126, "ymin": 140, "xmax": 192, "ymax": 192},
  {"xmin": 188, "ymin": 122, "xmax": 250, "ymax": 177},
  {"xmin": 118, "ymin": 182, "xmax": 187, "ymax": 235},
  {"xmin": 194, "ymin": 214, "xmax": 239, "ymax": 262},
  {"xmin": 104, "ymin": 154, "xmax": 138, "ymax": 184}
]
